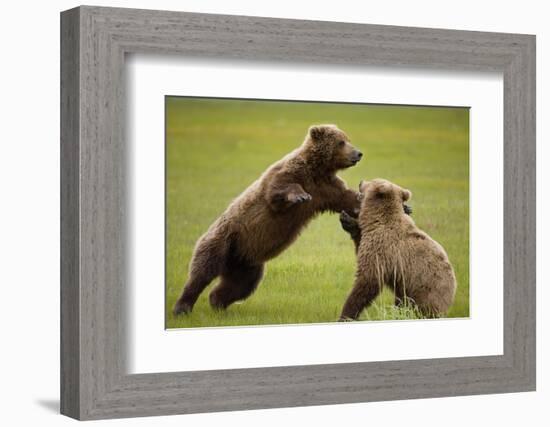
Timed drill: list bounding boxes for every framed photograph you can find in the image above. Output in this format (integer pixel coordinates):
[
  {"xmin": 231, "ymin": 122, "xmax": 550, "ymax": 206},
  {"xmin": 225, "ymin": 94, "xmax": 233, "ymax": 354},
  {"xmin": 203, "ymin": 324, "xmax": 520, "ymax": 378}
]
[
  {"xmin": 60, "ymin": 6, "xmax": 536, "ymax": 420},
  {"xmin": 164, "ymin": 97, "xmax": 470, "ymax": 329}
]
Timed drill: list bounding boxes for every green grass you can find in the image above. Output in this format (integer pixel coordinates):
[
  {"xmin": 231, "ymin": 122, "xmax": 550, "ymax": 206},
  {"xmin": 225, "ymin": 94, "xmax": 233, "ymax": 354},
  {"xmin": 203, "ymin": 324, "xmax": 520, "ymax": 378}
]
[{"xmin": 165, "ymin": 97, "xmax": 469, "ymax": 328}]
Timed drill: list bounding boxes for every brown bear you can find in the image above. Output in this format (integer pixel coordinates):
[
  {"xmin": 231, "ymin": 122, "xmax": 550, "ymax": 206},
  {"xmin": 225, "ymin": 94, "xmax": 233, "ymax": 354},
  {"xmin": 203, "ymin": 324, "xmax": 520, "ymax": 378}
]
[
  {"xmin": 339, "ymin": 179, "xmax": 456, "ymax": 320},
  {"xmin": 173, "ymin": 124, "xmax": 363, "ymax": 315}
]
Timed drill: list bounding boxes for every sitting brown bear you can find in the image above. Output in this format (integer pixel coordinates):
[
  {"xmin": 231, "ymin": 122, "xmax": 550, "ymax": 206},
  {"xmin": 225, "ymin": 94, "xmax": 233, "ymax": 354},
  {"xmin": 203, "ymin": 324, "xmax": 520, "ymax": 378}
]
[
  {"xmin": 339, "ymin": 179, "xmax": 456, "ymax": 320},
  {"xmin": 173, "ymin": 124, "xmax": 363, "ymax": 315}
]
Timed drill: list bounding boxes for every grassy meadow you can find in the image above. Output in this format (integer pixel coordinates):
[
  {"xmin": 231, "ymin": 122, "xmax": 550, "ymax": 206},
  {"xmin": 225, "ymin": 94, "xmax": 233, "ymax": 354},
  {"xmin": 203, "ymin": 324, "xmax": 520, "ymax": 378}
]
[{"xmin": 165, "ymin": 97, "xmax": 469, "ymax": 329}]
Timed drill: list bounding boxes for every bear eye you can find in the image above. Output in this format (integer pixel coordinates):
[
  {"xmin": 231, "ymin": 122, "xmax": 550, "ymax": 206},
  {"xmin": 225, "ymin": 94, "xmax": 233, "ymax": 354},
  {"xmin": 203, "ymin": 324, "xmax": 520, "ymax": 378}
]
[{"xmin": 339, "ymin": 140, "xmax": 346, "ymax": 146}]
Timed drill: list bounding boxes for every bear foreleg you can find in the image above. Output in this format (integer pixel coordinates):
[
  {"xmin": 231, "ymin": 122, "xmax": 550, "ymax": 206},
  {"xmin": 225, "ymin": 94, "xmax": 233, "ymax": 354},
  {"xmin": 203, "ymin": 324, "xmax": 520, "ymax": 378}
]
[
  {"xmin": 339, "ymin": 211, "xmax": 361, "ymax": 252},
  {"xmin": 266, "ymin": 182, "xmax": 312, "ymax": 212}
]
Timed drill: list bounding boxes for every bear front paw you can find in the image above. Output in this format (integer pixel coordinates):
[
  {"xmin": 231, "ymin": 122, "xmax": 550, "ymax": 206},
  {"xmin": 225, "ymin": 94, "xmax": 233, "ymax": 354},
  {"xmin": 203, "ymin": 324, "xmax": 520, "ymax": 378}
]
[
  {"xmin": 339, "ymin": 210, "xmax": 358, "ymax": 233},
  {"xmin": 288, "ymin": 192, "xmax": 312, "ymax": 204}
]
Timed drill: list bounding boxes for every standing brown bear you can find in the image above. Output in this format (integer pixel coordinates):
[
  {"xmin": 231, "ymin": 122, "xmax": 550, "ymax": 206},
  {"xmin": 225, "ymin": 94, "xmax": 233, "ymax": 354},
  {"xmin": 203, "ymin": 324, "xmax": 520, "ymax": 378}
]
[
  {"xmin": 173, "ymin": 124, "xmax": 363, "ymax": 315},
  {"xmin": 339, "ymin": 179, "xmax": 456, "ymax": 320}
]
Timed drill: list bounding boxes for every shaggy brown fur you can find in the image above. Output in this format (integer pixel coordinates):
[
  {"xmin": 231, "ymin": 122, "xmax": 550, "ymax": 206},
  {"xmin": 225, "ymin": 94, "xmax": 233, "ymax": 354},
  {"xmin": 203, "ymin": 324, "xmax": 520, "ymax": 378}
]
[
  {"xmin": 173, "ymin": 124, "xmax": 363, "ymax": 315},
  {"xmin": 339, "ymin": 179, "xmax": 457, "ymax": 320}
]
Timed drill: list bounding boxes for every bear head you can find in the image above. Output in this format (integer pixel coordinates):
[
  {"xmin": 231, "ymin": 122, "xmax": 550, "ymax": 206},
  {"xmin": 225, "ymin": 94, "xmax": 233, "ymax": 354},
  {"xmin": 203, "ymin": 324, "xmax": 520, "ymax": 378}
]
[
  {"xmin": 304, "ymin": 124, "xmax": 363, "ymax": 171},
  {"xmin": 358, "ymin": 178, "xmax": 412, "ymax": 217}
]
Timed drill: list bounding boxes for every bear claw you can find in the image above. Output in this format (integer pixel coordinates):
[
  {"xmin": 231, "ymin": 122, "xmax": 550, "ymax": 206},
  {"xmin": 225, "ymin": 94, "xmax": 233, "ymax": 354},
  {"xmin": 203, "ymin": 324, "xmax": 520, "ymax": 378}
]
[{"xmin": 290, "ymin": 193, "xmax": 312, "ymax": 203}]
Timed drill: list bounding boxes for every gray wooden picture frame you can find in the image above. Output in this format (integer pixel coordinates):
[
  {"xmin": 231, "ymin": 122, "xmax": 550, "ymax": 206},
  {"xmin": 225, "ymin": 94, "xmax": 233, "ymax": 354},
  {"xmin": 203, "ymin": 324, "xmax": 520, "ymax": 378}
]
[{"xmin": 60, "ymin": 5, "xmax": 536, "ymax": 421}]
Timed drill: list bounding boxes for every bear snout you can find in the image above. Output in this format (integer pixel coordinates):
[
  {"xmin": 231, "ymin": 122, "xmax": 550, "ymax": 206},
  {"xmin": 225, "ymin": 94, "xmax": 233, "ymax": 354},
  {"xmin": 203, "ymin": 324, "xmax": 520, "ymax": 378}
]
[{"xmin": 350, "ymin": 150, "xmax": 363, "ymax": 164}]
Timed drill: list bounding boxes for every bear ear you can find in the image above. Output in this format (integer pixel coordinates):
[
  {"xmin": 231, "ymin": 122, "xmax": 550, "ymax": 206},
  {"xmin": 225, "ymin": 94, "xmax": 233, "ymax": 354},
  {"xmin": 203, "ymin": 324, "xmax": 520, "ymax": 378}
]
[
  {"xmin": 358, "ymin": 180, "xmax": 368, "ymax": 193},
  {"xmin": 401, "ymin": 189, "xmax": 412, "ymax": 202},
  {"xmin": 308, "ymin": 125, "xmax": 326, "ymax": 141},
  {"xmin": 373, "ymin": 180, "xmax": 392, "ymax": 196}
]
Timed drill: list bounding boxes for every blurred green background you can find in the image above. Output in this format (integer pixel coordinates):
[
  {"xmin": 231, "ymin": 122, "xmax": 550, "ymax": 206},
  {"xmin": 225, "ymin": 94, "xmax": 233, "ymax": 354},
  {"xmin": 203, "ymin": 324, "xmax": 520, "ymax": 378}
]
[{"xmin": 165, "ymin": 97, "xmax": 469, "ymax": 329}]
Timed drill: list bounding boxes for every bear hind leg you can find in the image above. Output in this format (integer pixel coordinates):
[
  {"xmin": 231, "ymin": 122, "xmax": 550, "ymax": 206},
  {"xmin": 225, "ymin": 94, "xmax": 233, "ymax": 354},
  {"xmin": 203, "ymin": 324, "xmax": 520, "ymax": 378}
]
[
  {"xmin": 209, "ymin": 263, "xmax": 264, "ymax": 310},
  {"xmin": 339, "ymin": 278, "xmax": 381, "ymax": 321},
  {"xmin": 173, "ymin": 239, "xmax": 225, "ymax": 316}
]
